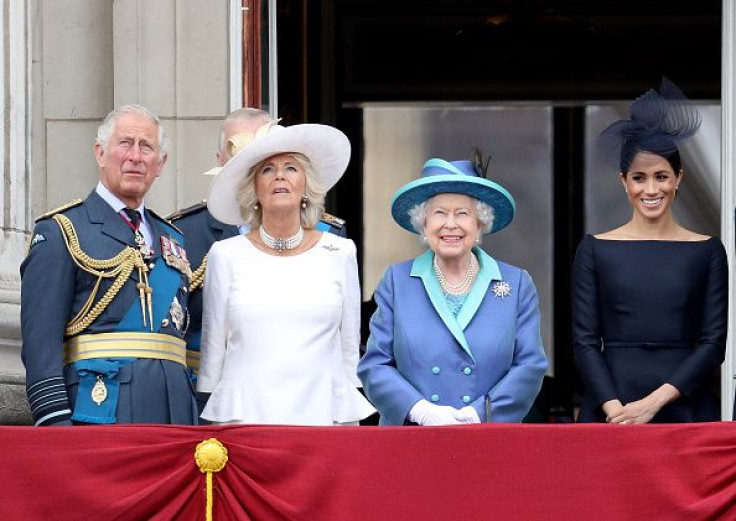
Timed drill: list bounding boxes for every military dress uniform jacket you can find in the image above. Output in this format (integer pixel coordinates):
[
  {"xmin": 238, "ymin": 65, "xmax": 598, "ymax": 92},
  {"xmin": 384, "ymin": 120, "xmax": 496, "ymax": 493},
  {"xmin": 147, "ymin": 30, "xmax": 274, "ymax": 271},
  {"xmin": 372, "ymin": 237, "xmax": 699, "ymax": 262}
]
[
  {"xmin": 168, "ymin": 203, "xmax": 239, "ymax": 374},
  {"xmin": 20, "ymin": 191, "xmax": 197, "ymax": 426},
  {"xmin": 357, "ymin": 248, "xmax": 548, "ymax": 425}
]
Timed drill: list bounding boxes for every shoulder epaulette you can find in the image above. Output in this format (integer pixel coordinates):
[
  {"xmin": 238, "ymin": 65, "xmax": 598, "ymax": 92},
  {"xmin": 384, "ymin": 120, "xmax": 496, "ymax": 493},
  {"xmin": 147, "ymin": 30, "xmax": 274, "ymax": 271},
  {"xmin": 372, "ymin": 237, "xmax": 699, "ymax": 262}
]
[
  {"xmin": 148, "ymin": 208, "xmax": 184, "ymax": 235},
  {"xmin": 320, "ymin": 212, "xmax": 346, "ymax": 229},
  {"xmin": 34, "ymin": 199, "xmax": 83, "ymax": 223},
  {"xmin": 166, "ymin": 200, "xmax": 208, "ymax": 221}
]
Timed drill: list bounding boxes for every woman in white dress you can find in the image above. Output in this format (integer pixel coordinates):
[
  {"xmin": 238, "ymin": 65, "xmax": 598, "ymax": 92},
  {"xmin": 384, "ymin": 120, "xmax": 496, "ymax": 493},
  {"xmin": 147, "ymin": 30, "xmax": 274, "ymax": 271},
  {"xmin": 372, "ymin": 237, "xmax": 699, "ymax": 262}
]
[{"xmin": 198, "ymin": 123, "xmax": 375, "ymax": 425}]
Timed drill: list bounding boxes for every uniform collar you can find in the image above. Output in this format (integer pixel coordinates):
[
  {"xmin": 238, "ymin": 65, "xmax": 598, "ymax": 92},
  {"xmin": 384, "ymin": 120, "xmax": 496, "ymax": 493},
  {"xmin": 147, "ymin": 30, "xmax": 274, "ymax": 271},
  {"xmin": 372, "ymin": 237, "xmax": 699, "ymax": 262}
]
[{"xmin": 95, "ymin": 182, "xmax": 147, "ymax": 224}]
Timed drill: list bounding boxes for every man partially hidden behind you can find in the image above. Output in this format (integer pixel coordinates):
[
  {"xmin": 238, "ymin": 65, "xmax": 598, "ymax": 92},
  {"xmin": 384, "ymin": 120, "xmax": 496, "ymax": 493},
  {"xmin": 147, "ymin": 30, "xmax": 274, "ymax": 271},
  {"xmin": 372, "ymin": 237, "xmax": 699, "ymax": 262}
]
[
  {"xmin": 168, "ymin": 108, "xmax": 347, "ymax": 405},
  {"xmin": 21, "ymin": 105, "xmax": 197, "ymax": 426}
]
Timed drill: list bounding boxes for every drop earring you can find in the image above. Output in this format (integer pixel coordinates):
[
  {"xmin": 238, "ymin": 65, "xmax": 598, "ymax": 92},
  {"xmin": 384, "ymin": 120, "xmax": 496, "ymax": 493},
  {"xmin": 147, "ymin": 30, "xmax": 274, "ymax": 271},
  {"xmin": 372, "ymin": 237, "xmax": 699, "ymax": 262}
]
[
  {"xmin": 254, "ymin": 201, "xmax": 260, "ymax": 211},
  {"xmin": 301, "ymin": 195, "xmax": 308, "ymax": 209}
]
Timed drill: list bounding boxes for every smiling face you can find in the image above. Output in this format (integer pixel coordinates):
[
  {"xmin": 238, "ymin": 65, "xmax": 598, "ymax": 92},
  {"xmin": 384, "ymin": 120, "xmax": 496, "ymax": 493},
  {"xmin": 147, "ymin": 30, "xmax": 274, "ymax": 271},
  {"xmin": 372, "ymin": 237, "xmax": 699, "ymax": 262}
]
[
  {"xmin": 424, "ymin": 193, "xmax": 480, "ymax": 262},
  {"xmin": 253, "ymin": 153, "xmax": 307, "ymax": 215},
  {"xmin": 621, "ymin": 151, "xmax": 681, "ymax": 222},
  {"xmin": 94, "ymin": 113, "xmax": 166, "ymax": 208}
]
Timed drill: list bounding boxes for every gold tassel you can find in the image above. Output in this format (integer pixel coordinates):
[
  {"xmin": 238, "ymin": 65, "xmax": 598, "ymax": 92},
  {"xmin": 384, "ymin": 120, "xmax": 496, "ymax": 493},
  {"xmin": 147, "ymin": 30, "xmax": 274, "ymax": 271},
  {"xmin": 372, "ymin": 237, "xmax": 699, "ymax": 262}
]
[{"xmin": 195, "ymin": 438, "xmax": 228, "ymax": 521}]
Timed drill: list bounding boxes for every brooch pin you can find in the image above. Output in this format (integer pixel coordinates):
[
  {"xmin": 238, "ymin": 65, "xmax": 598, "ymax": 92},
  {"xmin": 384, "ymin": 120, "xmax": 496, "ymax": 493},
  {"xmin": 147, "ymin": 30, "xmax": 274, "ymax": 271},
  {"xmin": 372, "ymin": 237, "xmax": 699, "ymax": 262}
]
[
  {"xmin": 322, "ymin": 244, "xmax": 339, "ymax": 252},
  {"xmin": 492, "ymin": 281, "xmax": 512, "ymax": 298}
]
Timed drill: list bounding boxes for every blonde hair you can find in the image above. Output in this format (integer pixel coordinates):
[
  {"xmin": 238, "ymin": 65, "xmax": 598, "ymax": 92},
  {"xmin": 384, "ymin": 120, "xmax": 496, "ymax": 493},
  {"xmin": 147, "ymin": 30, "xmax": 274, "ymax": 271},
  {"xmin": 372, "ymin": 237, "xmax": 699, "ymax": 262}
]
[{"xmin": 237, "ymin": 153, "xmax": 327, "ymax": 229}]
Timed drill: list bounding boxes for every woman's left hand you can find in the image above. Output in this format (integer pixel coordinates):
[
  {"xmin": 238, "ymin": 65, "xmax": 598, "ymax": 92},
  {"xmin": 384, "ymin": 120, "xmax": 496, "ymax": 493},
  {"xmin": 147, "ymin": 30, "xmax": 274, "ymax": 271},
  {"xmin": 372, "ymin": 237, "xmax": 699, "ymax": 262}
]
[
  {"xmin": 608, "ymin": 384, "xmax": 681, "ymax": 425},
  {"xmin": 608, "ymin": 397, "xmax": 660, "ymax": 424}
]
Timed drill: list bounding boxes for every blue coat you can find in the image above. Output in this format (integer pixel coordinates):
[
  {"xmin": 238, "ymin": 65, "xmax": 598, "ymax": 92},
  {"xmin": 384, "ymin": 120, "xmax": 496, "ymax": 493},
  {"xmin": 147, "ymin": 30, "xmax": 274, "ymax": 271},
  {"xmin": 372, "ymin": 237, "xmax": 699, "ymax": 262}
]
[
  {"xmin": 358, "ymin": 248, "xmax": 548, "ymax": 425},
  {"xmin": 21, "ymin": 191, "xmax": 197, "ymax": 426}
]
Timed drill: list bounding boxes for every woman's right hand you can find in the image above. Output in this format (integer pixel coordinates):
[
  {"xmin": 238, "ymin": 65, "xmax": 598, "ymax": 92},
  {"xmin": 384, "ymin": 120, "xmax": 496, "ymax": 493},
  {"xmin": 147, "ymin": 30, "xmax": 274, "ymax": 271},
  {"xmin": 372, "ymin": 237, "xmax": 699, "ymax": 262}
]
[
  {"xmin": 408, "ymin": 399, "xmax": 469, "ymax": 426},
  {"xmin": 602, "ymin": 399, "xmax": 624, "ymax": 423}
]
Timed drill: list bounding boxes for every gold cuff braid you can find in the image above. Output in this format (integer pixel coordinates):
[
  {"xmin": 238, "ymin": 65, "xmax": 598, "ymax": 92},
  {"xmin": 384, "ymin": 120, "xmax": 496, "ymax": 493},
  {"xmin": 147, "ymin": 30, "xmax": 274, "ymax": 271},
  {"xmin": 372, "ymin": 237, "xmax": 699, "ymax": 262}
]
[{"xmin": 53, "ymin": 214, "xmax": 149, "ymax": 337}]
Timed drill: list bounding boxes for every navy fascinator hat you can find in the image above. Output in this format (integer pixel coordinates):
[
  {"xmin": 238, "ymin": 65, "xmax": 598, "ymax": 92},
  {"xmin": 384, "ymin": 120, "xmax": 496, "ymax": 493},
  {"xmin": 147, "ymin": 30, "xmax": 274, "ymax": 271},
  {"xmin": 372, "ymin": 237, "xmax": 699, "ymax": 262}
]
[{"xmin": 599, "ymin": 78, "xmax": 701, "ymax": 172}]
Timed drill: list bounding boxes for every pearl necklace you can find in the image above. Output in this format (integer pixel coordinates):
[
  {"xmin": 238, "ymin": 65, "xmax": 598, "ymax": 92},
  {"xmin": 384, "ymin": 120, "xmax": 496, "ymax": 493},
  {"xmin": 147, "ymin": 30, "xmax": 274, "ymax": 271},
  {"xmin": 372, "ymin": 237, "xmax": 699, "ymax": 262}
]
[
  {"xmin": 434, "ymin": 253, "xmax": 478, "ymax": 296},
  {"xmin": 259, "ymin": 225, "xmax": 304, "ymax": 252}
]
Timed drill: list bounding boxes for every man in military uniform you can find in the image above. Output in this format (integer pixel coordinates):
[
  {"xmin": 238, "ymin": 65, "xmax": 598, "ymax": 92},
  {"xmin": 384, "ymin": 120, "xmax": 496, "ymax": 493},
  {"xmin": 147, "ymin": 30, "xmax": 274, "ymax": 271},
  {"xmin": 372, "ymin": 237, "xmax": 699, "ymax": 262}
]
[
  {"xmin": 21, "ymin": 105, "xmax": 197, "ymax": 426},
  {"xmin": 168, "ymin": 108, "xmax": 347, "ymax": 405}
]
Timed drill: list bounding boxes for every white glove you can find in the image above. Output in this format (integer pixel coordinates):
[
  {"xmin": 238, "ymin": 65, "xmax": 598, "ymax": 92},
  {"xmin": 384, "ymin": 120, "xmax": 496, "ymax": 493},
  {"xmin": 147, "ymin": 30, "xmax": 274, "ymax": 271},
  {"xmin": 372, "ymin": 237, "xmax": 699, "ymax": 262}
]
[
  {"xmin": 455, "ymin": 405, "xmax": 481, "ymax": 424},
  {"xmin": 408, "ymin": 399, "xmax": 464, "ymax": 426}
]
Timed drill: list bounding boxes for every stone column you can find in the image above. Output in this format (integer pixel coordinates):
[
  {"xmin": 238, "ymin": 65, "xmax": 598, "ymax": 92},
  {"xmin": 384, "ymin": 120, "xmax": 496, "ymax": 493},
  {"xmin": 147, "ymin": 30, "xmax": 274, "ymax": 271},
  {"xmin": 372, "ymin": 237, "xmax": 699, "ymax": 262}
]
[{"xmin": 0, "ymin": 0, "xmax": 31, "ymax": 424}]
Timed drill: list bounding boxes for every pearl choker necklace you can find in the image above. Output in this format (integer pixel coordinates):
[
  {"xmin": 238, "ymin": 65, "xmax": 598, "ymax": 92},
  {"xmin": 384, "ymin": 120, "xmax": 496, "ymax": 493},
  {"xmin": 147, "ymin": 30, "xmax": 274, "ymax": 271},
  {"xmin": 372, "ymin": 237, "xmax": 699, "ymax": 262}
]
[
  {"xmin": 259, "ymin": 225, "xmax": 304, "ymax": 252},
  {"xmin": 434, "ymin": 254, "xmax": 478, "ymax": 296}
]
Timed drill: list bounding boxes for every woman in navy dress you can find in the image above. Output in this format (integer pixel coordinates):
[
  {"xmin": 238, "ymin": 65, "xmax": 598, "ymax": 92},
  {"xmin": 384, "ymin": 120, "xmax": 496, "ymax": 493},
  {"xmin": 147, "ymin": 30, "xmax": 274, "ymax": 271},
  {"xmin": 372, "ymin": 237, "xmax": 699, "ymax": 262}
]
[{"xmin": 573, "ymin": 80, "xmax": 728, "ymax": 423}]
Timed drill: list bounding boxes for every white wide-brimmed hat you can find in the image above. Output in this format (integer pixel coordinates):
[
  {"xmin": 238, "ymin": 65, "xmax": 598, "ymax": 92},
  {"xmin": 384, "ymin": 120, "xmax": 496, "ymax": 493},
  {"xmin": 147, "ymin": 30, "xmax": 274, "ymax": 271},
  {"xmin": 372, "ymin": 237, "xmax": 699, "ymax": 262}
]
[{"xmin": 207, "ymin": 123, "xmax": 351, "ymax": 225}]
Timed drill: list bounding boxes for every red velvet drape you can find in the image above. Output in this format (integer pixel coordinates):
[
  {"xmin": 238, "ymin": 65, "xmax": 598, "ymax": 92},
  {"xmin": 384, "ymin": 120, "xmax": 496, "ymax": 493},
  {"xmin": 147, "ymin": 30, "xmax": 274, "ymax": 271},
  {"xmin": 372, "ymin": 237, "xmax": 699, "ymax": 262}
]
[{"xmin": 3, "ymin": 423, "xmax": 736, "ymax": 520}]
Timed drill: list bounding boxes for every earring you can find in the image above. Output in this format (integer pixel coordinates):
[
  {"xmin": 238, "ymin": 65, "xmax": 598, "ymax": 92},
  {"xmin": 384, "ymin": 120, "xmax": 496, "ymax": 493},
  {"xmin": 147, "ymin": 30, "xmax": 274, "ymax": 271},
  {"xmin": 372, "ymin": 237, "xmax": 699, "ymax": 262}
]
[
  {"xmin": 301, "ymin": 195, "xmax": 308, "ymax": 209},
  {"xmin": 254, "ymin": 201, "xmax": 260, "ymax": 211},
  {"xmin": 475, "ymin": 236, "xmax": 482, "ymax": 245},
  {"xmin": 420, "ymin": 235, "xmax": 427, "ymax": 244}
]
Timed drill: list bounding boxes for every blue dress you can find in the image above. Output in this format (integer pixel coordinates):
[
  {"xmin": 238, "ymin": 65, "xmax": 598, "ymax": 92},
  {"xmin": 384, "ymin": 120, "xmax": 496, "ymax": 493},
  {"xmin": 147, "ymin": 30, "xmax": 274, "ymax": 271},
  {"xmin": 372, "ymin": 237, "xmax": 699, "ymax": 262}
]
[{"xmin": 573, "ymin": 234, "xmax": 728, "ymax": 423}]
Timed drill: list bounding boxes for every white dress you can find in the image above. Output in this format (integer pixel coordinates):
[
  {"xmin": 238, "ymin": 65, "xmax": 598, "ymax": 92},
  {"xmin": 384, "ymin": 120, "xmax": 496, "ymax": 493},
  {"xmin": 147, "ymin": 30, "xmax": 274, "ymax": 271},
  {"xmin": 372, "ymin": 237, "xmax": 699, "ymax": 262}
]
[{"xmin": 197, "ymin": 232, "xmax": 375, "ymax": 425}]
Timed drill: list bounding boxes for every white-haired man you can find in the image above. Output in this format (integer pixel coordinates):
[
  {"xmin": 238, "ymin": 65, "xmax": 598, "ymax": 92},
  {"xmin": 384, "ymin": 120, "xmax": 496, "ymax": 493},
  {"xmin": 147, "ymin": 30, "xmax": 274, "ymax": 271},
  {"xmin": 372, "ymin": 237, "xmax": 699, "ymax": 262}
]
[{"xmin": 21, "ymin": 105, "xmax": 197, "ymax": 426}]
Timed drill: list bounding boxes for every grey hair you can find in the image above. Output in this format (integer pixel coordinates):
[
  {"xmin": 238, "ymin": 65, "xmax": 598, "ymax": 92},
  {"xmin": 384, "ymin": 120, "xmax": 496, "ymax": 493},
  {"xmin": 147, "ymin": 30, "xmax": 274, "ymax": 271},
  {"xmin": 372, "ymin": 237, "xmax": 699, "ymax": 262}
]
[
  {"xmin": 95, "ymin": 104, "xmax": 168, "ymax": 160},
  {"xmin": 218, "ymin": 108, "xmax": 272, "ymax": 154},
  {"xmin": 408, "ymin": 196, "xmax": 495, "ymax": 237},
  {"xmin": 237, "ymin": 152, "xmax": 327, "ymax": 229}
]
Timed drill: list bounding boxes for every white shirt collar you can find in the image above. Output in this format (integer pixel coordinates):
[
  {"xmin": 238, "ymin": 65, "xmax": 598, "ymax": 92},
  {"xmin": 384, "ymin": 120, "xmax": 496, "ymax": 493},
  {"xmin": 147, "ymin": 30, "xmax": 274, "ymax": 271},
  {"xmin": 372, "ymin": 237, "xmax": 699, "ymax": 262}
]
[{"xmin": 95, "ymin": 181, "xmax": 146, "ymax": 219}]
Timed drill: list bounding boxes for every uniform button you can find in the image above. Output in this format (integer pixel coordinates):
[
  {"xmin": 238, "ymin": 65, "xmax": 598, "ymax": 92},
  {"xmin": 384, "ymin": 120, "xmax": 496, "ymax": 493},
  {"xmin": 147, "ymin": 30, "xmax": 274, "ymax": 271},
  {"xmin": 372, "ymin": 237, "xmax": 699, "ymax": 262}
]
[
  {"xmin": 161, "ymin": 318, "xmax": 170, "ymax": 327},
  {"xmin": 149, "ymin": 262, "xmax": 155, "ymax": 270},
  {"xmin": 431, "ymin": 366, "xmax": 441, "ymax": 375},
  {"xmin": 182, "ymin": 286, "xmax": 188, "ymax": 293},
  {"xmin": 463, "ymin": 367, "xmax": 472, "ymax": 375},
  {"xmin": 430, "ymin": 394, "xmax": 440, "ymax": 402},
  {"xmin": 462, "ymin": 395, "xmax": 471, "ymax": 404}
]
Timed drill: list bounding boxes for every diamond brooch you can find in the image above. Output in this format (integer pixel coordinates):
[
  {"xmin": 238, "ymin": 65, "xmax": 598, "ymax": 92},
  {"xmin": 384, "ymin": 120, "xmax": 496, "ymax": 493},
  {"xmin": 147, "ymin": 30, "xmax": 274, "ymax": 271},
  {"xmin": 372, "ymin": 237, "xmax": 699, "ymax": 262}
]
[{"xmin": 492, "ymin": 281, "xmax": 511, "ymax": 298}]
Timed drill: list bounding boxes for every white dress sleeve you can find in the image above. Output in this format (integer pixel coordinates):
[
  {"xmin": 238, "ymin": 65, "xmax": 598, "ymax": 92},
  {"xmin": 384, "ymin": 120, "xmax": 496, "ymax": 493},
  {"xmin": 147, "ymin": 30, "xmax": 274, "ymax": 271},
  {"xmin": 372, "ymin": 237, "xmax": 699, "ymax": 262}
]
[
  {"xmin": 196, "ymin": 240, "xmax": 232, "ymax": 393},
  {"xmin": 340, "ymin": 239, "xmax": 362, "ymax": 387}
]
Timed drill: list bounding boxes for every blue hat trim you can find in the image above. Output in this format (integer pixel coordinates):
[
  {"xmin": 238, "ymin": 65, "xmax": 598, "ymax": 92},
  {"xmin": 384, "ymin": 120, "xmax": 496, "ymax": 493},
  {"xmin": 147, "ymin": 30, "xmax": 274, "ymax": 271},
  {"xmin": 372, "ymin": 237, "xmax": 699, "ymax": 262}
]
[{"xmin": 391, "ymin": 158, "xmax": 516, "ymax": 235}]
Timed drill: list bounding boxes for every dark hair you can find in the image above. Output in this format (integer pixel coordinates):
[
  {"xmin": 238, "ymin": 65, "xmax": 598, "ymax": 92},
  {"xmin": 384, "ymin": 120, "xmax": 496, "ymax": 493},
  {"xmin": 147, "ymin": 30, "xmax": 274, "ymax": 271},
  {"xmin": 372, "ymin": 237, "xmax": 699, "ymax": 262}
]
[{"xmin": 621, "ymin": 148, "xmax": 682, "ymax": 177}]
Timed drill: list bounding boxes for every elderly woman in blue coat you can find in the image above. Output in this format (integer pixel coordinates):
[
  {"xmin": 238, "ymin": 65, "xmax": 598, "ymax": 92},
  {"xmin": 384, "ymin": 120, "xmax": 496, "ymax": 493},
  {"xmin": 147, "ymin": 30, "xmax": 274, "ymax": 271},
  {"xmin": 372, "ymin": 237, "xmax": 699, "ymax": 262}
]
[{"xmin": 358, "ymin": 157, "xmax": 548, "ymax": 425}]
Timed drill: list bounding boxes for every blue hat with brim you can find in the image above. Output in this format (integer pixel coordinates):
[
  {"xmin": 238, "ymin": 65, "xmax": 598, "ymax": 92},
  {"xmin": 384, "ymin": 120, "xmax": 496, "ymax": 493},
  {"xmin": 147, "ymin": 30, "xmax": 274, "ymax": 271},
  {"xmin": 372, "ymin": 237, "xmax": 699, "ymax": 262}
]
[{"xmin": 391, "ymin": 158, "xmax": 516, "ymax": 235}]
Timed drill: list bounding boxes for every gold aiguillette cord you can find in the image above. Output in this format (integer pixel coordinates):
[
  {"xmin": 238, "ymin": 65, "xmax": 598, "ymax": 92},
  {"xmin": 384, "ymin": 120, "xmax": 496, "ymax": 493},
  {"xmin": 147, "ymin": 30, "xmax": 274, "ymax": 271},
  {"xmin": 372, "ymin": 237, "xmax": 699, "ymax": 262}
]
[{"xmin": 135, "ymin": 252, "xmax": 154, "ymax": 331}]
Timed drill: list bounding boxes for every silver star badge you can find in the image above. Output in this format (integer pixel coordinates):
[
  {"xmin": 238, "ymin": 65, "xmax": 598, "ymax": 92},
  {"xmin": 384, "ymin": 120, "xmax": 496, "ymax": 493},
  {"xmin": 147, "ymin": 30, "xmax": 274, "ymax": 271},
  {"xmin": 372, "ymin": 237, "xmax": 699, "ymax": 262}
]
[{"xmin": 492, "ymin": 281, "xmax": 511, "ymax": 298}]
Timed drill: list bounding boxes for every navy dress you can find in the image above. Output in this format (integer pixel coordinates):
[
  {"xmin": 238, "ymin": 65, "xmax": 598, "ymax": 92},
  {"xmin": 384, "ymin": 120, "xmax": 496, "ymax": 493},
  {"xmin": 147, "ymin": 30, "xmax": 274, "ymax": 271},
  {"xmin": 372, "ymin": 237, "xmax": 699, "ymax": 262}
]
[{"xmin": 573, "ymin": 235, "xmax": 728, "ymax": 423}]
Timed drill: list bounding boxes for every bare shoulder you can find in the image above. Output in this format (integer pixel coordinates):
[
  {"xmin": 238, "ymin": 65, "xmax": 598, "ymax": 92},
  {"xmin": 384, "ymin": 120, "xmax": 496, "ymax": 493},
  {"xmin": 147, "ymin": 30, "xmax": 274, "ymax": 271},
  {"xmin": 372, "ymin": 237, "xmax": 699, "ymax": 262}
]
[
  {"xmin": 679, "ymin": 230, "xmax": 711, "ymax": 242},
  {"xmin": 593, "ymin": 226, "xmax": 629, "ymax": 240}
]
